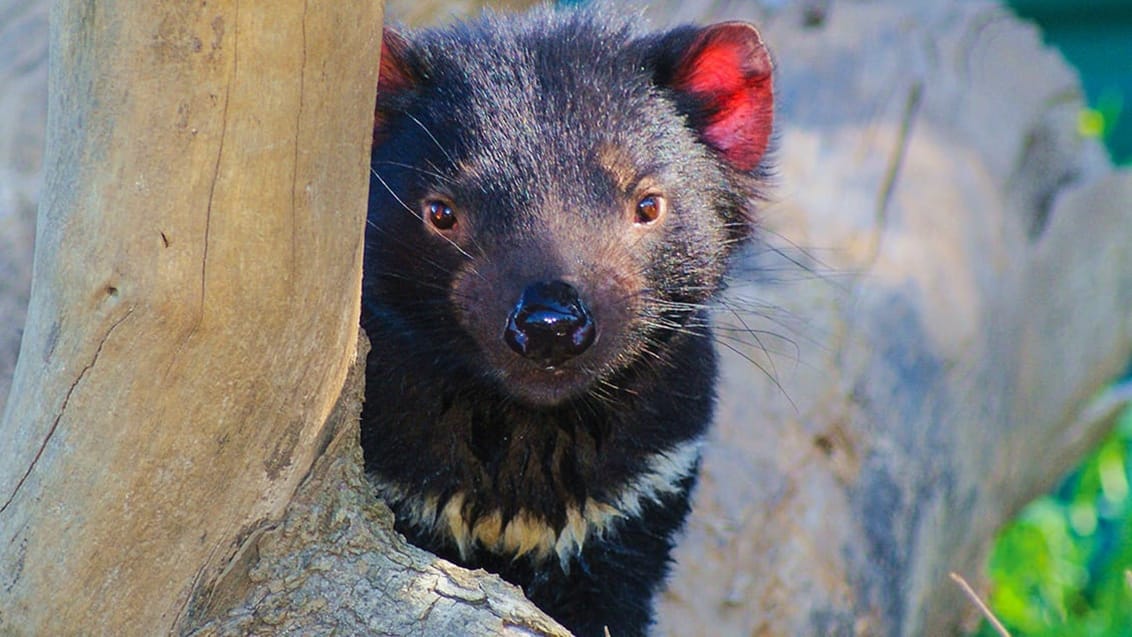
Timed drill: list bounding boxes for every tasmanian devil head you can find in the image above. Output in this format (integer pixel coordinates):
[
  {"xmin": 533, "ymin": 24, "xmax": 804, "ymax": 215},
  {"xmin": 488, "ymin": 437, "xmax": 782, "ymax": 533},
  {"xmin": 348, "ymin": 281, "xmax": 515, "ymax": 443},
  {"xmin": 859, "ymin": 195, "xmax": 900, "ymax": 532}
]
[{"xmin": 364, "ymin": 10, "xmax": 773, "ymax": 407}]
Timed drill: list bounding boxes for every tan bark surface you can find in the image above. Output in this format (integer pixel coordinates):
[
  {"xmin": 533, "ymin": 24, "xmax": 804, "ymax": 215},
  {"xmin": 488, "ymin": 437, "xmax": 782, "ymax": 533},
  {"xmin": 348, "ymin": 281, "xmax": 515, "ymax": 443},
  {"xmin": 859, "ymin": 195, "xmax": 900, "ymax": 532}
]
[{"xmin": 0, "ymin": 1, "xmax": 381, "ymax": 633}]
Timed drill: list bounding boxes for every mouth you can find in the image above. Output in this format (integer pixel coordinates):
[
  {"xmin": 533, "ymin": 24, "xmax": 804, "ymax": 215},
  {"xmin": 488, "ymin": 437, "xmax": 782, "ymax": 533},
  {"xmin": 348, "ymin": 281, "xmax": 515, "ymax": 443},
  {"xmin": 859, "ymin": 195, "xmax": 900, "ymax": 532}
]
[{"xmin": 500, "ymin": 363, "xmax": 596, "ymax": 406}]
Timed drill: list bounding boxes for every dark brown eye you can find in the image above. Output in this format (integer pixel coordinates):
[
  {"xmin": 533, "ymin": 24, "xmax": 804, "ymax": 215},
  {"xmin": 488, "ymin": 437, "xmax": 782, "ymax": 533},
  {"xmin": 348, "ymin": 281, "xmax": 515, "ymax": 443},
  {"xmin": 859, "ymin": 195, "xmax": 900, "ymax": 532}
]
[
  {"xmin": 635, "ymin": 193, "xmax": 665, "ymax": 224},
  {"xmin": 424, "ymin": 199, "xmax": 457, "ymax": 230}
]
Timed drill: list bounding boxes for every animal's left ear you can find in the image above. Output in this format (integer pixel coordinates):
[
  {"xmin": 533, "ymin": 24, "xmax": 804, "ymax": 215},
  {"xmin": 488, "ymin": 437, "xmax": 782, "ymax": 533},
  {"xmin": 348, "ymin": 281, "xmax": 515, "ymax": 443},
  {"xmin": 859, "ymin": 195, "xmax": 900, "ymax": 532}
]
[
  {"xmin": 374, "ymin": 28, "xmax": 422, "ymax": 146},
  {"xmin": 650, "ymin": 22, "xmax": 774, "ymax": 172}
]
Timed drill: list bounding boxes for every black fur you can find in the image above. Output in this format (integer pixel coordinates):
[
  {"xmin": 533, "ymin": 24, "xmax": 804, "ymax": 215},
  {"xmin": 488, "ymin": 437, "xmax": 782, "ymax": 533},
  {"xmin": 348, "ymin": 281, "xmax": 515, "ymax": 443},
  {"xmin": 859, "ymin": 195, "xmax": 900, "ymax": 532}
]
[{"xmin": 361, "ymin": 8, "xmax": 772, "ymax": 636}]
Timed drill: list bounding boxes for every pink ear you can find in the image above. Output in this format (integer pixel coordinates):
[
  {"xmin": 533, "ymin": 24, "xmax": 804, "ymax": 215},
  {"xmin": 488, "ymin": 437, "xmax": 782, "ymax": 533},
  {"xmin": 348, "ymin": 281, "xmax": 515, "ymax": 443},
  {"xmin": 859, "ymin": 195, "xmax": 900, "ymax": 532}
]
[
  {"xmin": 671, "ymin": 23, "xmax": 774, "ymax": 172},
  {"xmin": 374, "ymin": 28, "xmax": 416, "ymax": 144},
  {"xmin": 378, "ymin": 29, "xmax": 414, "ymax": 94}
]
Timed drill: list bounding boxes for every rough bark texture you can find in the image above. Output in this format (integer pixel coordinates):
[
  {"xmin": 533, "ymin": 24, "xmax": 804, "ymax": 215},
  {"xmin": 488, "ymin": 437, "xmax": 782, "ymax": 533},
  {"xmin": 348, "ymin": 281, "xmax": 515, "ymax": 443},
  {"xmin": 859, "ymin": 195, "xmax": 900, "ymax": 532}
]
[
  {"xmin": 2, "ymin": 0, "xmax": 1132, "ymax": 636},
  {"xmin": 0, "ymin": 1, "xmax": 381, "ymax": 633},
  {"xmin": 186, "ymin": 335, "xmax": 570, "ymax": 636}
]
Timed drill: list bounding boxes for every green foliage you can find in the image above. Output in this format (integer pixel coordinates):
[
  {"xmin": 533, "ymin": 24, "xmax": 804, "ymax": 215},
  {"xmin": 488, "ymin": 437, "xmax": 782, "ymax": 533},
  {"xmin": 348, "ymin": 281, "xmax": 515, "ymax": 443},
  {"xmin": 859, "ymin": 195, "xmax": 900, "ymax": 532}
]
[
  {"xmin": 983, "ymin": 6, "xmax": 1132, "ymax": 634},
  {"xmin": 1077, "ymin": 92, "xmax": 1125, "ymax": 153},
  {"xmin": 978, "ymin": 408, "xmax": 1132, "ymax": 636}
]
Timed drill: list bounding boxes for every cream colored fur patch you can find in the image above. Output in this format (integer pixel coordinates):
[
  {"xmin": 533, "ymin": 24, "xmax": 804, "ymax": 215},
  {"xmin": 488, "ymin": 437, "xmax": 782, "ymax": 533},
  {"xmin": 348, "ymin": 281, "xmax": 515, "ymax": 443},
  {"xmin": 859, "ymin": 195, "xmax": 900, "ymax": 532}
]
[{"xmin": 372, "ymin": 438, "xmax": 703, "ymax": 567}]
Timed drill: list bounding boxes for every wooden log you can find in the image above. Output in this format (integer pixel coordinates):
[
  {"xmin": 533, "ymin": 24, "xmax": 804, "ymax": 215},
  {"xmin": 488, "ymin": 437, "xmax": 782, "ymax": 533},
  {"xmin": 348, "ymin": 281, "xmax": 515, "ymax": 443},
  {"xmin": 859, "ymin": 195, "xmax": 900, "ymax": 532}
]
[
  {"xmin": 0, "ymin": 1, "xmax": 380, "ymax": 633},
  {"xmin": 184, "ymin": 336, "xmax": 570, "ymax": 636}
]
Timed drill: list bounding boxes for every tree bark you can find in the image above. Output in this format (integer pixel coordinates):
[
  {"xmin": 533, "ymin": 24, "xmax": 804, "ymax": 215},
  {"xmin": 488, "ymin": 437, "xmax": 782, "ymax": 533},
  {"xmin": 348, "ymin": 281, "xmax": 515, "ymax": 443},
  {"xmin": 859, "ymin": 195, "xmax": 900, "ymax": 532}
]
[
  {"xmin": 0, "ymin": 1, "xmax": 381, "ymax": 633},
  {"xmin": 183, "ymin": 335, "xmax": 570, "ymax": 636}
]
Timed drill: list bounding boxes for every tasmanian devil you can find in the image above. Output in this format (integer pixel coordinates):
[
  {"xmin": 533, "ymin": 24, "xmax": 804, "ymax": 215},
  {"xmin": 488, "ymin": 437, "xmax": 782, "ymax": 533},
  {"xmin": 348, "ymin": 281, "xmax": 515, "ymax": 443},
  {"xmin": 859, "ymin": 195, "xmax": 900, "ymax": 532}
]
[{"xmin": 361, "ymin": 7, "xmax": 773, "ymax": 636}]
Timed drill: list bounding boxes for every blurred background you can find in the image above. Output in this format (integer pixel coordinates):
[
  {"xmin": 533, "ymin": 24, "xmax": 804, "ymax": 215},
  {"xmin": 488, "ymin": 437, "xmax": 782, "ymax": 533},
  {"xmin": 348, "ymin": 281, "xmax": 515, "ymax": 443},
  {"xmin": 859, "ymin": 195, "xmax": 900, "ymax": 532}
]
[
  {"xmin": 1011, "ymin": 0, "xmax": 1132, "ymax": 165},
  {"xmin": 983, "ymin": 3, "xmax": 1132, "ymax": 635}
]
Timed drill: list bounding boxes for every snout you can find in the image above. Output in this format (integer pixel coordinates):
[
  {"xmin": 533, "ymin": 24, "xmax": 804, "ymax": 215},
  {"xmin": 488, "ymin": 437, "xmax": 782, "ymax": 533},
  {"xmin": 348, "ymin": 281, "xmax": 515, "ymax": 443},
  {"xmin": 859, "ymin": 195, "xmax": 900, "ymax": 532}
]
[{"xmin": 504, "ymin": 281, "xmax": 595, "ymax": 368}]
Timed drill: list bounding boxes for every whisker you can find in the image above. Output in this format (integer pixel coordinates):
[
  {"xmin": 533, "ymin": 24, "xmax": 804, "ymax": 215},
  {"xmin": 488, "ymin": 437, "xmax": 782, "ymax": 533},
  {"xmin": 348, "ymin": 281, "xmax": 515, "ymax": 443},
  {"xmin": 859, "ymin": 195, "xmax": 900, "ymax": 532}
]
[
  {"xmin": 372, "ymin": 159, "xmax": 455, "ymax": 184},
  {"xmin": 370, "ymin": 168, "xmax": 477, "ymax": 261},
  {"xmin": 365, "ymin": 224, "xmax": 461, "ymax": 277},
  {"xmin": 404, "ymin": 112, "xmax": 457, "ymax": 169}
]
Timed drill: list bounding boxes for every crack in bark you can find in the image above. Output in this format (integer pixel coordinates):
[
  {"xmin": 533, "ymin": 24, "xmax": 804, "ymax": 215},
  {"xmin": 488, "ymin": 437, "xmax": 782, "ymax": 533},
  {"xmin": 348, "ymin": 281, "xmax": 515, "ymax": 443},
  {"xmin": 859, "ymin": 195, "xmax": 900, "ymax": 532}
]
[
  {"xmin": 167, "ymin": 1, "xmax": 239, "ymax": 383},
  {"xmin": 842, "ymin": 80, "xmax": 924, "ymax": 316},
  {"xmin": 418, "ymin": 596, "xmax": 439, "ymax": 622},
  {"xmin": 0, "ymin": 308, "xmax": 134, "ymax": 514},
  {"xmin": 168, "ymin": 4, "xmax": 240, "ymax": 626},
  {"xmin": 290, "ymin": 0, "xmax": 308, "ymax": 293},
  {"xmin": 198, "ymin": 0, "xmax": 240, "ymax": 336},
  {"xmin": 873, "ymin": 80, "xmax": 923, "ymax": 263}
]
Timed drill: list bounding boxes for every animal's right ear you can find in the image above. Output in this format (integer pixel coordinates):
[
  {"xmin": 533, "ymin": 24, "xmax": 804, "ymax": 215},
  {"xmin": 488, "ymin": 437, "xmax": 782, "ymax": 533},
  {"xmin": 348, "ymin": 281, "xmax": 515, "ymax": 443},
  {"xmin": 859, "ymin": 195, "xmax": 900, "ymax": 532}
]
[
  {"xmin": 374, "ymin": 28, "xmax": 419, "ymax": 144},
  {"xmin": 646, "ymin": 22, "xmax": 774, "ymax": 173}
]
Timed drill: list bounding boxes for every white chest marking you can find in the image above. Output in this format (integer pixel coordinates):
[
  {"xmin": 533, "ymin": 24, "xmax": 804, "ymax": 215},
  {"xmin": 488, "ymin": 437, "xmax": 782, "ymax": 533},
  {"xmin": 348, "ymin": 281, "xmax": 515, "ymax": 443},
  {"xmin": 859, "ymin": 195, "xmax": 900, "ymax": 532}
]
[{"xmin": 373, "ymin": 438, "xmax": 703, "ymax": 567}]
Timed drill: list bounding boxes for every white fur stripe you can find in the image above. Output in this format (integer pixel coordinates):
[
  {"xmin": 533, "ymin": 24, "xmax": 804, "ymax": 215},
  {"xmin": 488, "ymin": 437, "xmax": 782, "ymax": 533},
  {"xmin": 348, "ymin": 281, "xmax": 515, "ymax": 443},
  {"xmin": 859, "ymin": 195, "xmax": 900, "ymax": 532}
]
[{"xmin": 371, "ymin": 437, "xmax": 704, "ymax": 566}]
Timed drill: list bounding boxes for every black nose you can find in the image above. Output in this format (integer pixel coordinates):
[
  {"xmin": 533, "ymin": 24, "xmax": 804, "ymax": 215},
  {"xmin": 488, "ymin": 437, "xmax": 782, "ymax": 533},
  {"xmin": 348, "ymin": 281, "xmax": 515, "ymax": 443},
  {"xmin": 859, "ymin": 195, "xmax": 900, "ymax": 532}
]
[{"xmin": 504, "ymin": 281, "xmax": 596, "ymax": 368}]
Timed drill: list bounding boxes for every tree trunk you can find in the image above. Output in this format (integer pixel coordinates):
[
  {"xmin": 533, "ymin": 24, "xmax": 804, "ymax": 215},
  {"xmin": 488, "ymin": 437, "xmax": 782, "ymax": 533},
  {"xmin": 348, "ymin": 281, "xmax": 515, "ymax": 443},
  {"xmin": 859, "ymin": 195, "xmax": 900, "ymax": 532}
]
[{"xmin": 0, "ymin": 1, "xmax": 380, "ymax": 633}]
